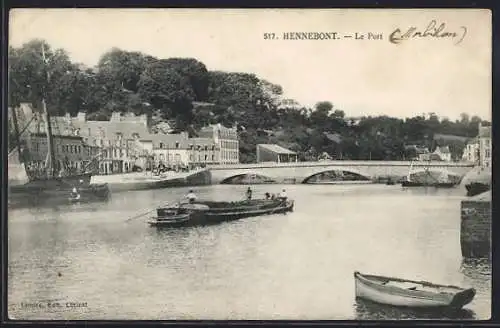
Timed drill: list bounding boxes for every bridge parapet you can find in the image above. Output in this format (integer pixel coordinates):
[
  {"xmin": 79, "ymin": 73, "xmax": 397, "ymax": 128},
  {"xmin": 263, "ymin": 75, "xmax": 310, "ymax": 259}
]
[{"xmin": 207, "ymin": 160, "xmax": 475, "ymax": 184}]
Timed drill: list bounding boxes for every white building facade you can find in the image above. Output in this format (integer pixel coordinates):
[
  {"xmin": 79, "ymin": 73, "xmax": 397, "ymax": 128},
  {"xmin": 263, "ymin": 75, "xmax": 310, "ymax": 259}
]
[
  {"xmin": 478, "ymin": 123, "xmax": 491, "ymax": 168},
  {"xmin": 198, "ymin": 124, "xmax": 239, "ymax": 164}
]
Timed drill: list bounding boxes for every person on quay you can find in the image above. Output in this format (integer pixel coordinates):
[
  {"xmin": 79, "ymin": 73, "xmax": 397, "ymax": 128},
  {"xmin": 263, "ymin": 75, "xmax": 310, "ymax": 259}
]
[
  {"xmin": 246, "ymin": 187, "xmax": 253, "ymax": 200},
  {"xmin": 186, "ymin": 190, "xmax": 197, "ymax": 204}
]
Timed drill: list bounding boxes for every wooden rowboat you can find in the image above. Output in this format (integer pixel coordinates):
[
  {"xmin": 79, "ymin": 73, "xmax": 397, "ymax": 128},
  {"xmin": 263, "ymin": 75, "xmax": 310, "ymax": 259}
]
[{"xmin": 354, "ymin": 271, "xmax": 475, "ymax": 310}]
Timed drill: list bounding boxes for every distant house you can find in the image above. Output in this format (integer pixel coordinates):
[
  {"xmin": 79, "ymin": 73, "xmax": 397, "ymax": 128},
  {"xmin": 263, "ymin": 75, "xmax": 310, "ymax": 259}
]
[
  {"xmin": 404, "ymin": 144, "xmax": 430, "ymax": 161},
  {"xmin": 419, "ymin": 153, "xmax": 443, "ymax": 162},
  {"xmin": 256, "ymin": 144, "xmax": 298, "ymax": 163},
  {"xmin": 478, "ymin": 123, "xmax": 491, "ymax": 168},
  {"xmin": 462, "ymin": 138, "xmax": 480, "ymax": 164},
  {"xmin": 433, "ymin": 146, "xmax": 452, "ymax": 162}
]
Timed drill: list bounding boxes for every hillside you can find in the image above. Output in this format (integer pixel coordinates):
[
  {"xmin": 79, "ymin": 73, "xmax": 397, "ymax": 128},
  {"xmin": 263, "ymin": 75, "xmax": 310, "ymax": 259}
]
[{"xmin": 8, "ymin": 39, "xmax": 489, "ymax": 163}]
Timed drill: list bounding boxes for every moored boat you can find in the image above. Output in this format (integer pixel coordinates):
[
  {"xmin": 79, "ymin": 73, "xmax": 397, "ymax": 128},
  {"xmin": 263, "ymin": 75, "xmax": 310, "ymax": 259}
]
[
  {"xmin": 401, "ymin": 181, "xmax": 456, "ymax": 188},
  {"xmin": 354, "ymin": 271, "xmax": 476, "ymax": 310},
  {"xmin": 149, "ymin": 198, "xmax": 294, "ymax": 227},
  {"xmin": 465, "ymin": 182, "xmax": 490, "ymax": 197}
]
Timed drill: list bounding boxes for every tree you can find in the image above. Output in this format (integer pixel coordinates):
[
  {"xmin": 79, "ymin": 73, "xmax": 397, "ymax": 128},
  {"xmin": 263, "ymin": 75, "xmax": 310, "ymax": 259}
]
[
  {"xmin": 315, "ymin": 101, "xmax": 333, "ymax": 114},
  {"xmin": 162, "ymin": 58, "xmax": 209, "ymax": 101},
  {"xmin": 9, "ymin": 39, "xmax": 74, "ymax": 114}
]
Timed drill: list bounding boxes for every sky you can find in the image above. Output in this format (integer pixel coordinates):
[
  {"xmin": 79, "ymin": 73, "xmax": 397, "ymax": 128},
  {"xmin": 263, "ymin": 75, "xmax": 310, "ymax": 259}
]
[{"xmin": 9, "ymin": 8, "xmax": 492, "ymax": 120}]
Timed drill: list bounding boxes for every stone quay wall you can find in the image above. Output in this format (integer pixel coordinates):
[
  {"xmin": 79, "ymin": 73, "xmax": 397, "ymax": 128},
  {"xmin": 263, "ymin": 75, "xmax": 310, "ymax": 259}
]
[{"xmin": 460, "ymin": 195, "xmax": 491, "ymax": 259}]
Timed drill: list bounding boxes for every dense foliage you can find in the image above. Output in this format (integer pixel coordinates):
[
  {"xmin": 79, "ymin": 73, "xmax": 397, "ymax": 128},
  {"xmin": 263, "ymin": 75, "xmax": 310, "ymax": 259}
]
[{"xmin": 9, "ymin": 39, "xmax": 490, "ymax": 163}]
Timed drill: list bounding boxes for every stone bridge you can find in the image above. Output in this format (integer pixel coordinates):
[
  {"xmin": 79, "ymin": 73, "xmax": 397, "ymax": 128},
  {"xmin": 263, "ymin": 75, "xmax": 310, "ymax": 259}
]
[{"xmin": 207, "ymin": 160, "xmax": 475, "ymax": 184}]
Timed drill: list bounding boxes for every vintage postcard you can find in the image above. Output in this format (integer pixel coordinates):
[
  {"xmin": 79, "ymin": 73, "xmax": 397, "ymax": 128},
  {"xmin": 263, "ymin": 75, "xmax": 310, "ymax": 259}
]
[{"xmin": 7, "ymin": 8, "xmax": 491, "ymax": 320}]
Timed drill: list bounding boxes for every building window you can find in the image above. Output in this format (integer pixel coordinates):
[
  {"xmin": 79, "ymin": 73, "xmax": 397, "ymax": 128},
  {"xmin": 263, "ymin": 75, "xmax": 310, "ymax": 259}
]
[
  {"xmin": 212, "ymin": 145, "xmax": 215, "ymax": 151},
  {"xmin": 212, "ymin": 154, "xmax": 215, "ymax": 161},
  {"xmin": 175, "ymin": 142, "xmax": 179, "ymax": 149},
  {"xmin": 485, "ymin": 149, "xmax": 491, "ymax": 158},
  {"xmin": 159, "ymin": 142, "xmax": 164, "ymax": 149},
  {"xmin": 204, "ymin": 146, "xmax": 208, "ymax": 151},
  {"xmin": 205, "ymin": 154, "xmax": 208, "ymax": 160}
]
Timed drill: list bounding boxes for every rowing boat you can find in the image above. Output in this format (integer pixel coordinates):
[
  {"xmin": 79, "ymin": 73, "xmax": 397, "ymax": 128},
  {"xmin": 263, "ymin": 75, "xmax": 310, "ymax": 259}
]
[{"xmin": 354, "ymin": 271, "xmax": 475, "ymax": 309}]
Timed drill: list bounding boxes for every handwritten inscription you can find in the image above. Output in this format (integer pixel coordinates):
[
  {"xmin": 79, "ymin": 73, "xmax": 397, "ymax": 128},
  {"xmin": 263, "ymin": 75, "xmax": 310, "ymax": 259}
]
[{"xmin": 389, "ymin": 20, "xmax": 467, "ymax": 45}]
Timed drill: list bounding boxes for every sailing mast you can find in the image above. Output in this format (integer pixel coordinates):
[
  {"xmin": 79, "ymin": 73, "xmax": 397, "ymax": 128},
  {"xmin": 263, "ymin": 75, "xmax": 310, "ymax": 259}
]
[
  {"xmin": 10, "ymin": 106, "xmax": 23, "ymax": 160},
  {"xmin": 41, "ymin": 44, "xmax": 57, "ymax": 179}
]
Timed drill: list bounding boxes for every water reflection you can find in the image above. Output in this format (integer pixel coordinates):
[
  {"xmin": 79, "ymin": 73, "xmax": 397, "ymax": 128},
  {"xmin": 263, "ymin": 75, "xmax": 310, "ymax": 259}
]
[
  {"xmin": 8, "ymin": 184, "xmax": 491, "ymax": 320},
  {"xmin": 354, "ymin": 298, "xmax": 476, "ymax": 320}
]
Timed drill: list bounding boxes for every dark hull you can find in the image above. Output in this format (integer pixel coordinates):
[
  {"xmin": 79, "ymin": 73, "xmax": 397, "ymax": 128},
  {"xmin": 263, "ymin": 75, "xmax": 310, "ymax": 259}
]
[
  {"xmin": 465, "ymin": 182, "xmax": 490, "ymax": 197},
  {"xmin": 9, "ymin": 173, "xmax": 92, "ymax": 193},
  {"xmin": 401, "ymin": 181, "xmax": 456, "ymax": 188},
  {"xmin": 150, "ymin": 199, "xmax": 294, "ymax": 228}
]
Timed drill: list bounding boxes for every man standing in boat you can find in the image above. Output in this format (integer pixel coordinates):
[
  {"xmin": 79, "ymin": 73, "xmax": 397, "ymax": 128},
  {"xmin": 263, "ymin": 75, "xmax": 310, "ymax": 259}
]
[
  {"xmin": 246, "ymin": 187, "xmax": 252, "ymax": 200},
  {"xmin": 185, "ymin": 190, "xmax": 197, "ymax": 204},
  {"xmin": 278, "ymin": 189, "xmax": 287, "ymax": 201}
]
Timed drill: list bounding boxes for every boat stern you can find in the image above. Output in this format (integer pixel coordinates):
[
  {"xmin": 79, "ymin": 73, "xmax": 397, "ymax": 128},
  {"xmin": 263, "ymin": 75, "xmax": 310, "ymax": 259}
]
[{"xmin": 449, "ymin": 288, "xmax": 476, "ymax": 309}]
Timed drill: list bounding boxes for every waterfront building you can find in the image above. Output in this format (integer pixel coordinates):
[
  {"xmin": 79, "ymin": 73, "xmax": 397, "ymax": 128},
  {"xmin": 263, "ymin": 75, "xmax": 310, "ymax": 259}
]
[
  {"xmin": 11, "ymin": 103, "xmax": 240, "ymax": 172},
  {"xmin": 138, "ymin": 132, "xmax": 190, "ymax": 169},
  {"xmin": 188, "ymin": 137, "xmax": 221, "ymax": 166},
  {"xmin": 256, "ymin": 144, "xmax": 298, "ymax": 163},
  {"xmin": 69, "ymin": 112, "xmax": 151, "ymax": 175},
  {"xmin": 478, "ymin": 123, "xmax": 491, "ymax": 168},
  {"xmin": 22, "ymin": 132, "xmax": 98, "ymax": 175},
  {"xmin": 462, "ymin": 139, "xmax": 480, "ymax": 164},
  {"xmin": 198, "ymin": 123, "xmax": 239, "ymax": 164},
  {"xmin": 432, "ymin": 146, "xmax": 452, "ymax": 162}
]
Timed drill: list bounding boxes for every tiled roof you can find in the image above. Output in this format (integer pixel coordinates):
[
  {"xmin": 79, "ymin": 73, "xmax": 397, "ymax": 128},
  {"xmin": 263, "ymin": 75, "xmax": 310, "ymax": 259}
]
[{"xmin": 258, "ymin": 144, "xmax": 296, "ymax": 155}]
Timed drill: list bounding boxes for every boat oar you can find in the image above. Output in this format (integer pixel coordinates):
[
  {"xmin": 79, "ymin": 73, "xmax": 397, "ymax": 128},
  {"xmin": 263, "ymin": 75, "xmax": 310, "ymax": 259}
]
[
  {"xmin": 125, "ymin": 200, "xmax": 177, "ymax": 222},
  {"xmin": 125, "ymin": 208, "xmax": 157, "ymax": 222}
]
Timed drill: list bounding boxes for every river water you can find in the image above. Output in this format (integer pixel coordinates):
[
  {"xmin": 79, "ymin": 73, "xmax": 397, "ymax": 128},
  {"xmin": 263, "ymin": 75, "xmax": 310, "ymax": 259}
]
[{"xmin": 8, "ymin": 184, "xmax": 491, "ymax": 320}]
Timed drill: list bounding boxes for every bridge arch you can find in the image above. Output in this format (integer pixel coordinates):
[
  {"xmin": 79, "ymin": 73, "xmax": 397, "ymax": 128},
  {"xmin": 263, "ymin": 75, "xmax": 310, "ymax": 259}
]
[
  {"xmin": 301, "ymin": 168, "xmax": 372, "ymax": 184},
  {"xmin": 220, "ymin": 172, "xmax": 277, "ymax": 184}
]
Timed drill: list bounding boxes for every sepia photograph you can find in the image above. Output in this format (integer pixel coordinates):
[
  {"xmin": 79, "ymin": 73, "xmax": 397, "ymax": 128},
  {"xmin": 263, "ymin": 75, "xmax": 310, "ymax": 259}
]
[{"xmin": 7, "ymin": 8, "xmax": 491, "ymax": 320}]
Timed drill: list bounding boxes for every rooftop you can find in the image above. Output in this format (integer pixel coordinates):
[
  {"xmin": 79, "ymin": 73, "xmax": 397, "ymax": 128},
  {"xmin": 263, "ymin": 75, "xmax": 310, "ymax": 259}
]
[{"xmin": 258, "ymin": 144, "xmax": 296, "ymax": 155}]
